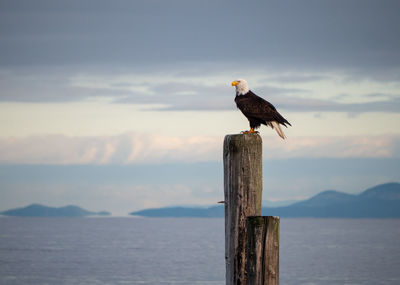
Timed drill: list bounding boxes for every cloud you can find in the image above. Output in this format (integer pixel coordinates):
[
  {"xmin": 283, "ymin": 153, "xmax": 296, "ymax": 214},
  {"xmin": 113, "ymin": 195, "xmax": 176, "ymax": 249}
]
[
  {"xmin": 270, "ymin": 95, "xmax": 400, "ymax": 114},
  {"xmin": 261, "ymin": 74, "xmax": 332, "ymax": 84},
  {"xmin": 0, "ymin": 133, "xmax": 222, "ymax": 165},
  {"xmin": 113, "ymin": 82, "xmax": 235, "ymax": 111},
  {"xmin": 0, "ymin": 133, "xmax": 399, "ymax": 165},
  {"xmin": 1, "ymin": 68, "xmax": 399, "ymax": 115},
  {"xmin": 0, "ymin": 69, "xmax": 133, "ymax": 102},
  {"xmin": 1, "ymin": 0, "xmax": 400, "ymax": 77},
  {"xmin": 115, "ymin": 79, "xmax": 400, "ymax": 113},
  {"xmin": 270, "ymin": 135, "xmax": 400, "ymax": 159}
]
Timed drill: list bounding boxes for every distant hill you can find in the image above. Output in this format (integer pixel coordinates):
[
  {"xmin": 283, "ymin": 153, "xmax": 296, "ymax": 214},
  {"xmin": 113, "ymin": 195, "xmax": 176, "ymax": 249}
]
[
  {"xmin": 130, "ymin": 182, "xmax": 400, "ymax": 218},
  {"xmin": 0, "ymin": 204, "xmax": 111, "ymax": 217},
  {"xmin": 265, "ymin": 182, "xmax": 400, "ymax": 218}
]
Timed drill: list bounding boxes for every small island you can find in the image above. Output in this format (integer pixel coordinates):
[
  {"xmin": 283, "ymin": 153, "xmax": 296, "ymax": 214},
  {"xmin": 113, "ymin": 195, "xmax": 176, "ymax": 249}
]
[{"xmin": 0, "ymin": 204, "xmax": 111, "ymax": 217}]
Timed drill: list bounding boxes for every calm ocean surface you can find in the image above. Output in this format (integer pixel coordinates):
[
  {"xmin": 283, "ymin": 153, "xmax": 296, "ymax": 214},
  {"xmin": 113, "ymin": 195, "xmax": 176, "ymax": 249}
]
[{"xmin": 0, "ymin": 217, "xmax": 399, "ymax": 285}]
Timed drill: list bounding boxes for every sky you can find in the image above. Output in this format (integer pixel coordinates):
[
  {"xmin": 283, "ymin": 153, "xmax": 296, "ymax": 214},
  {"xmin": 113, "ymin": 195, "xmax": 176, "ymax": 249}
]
[{"xmin": 0, "ymin": 0, "xmax": 399, "ymax": 215}]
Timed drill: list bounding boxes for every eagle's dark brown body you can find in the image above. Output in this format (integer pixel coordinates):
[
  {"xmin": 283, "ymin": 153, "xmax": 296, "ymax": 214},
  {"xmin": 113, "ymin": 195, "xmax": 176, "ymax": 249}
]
[{"xmin": 235, "ymin": 90, "xmax": 291, "ymax": 130}]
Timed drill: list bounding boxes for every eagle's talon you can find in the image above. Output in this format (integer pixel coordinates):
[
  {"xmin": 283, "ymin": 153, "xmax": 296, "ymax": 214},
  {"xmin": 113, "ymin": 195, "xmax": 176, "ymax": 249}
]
[{"xmin": 240, "ymin": 129, "xmax": 259, "ymax": 134}]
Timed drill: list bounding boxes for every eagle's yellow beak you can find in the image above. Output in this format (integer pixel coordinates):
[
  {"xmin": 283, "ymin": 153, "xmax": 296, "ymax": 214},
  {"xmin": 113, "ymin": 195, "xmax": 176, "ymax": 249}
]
[{"xmin": 231, "ymin": 81, "xmax": 239, "ymax": 86}]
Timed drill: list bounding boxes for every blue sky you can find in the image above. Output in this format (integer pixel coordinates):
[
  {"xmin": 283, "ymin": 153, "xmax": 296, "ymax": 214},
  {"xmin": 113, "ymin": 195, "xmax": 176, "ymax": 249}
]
[{"xmin": 0, "ymin": 0, "xmax": 399, "ymax": 215}]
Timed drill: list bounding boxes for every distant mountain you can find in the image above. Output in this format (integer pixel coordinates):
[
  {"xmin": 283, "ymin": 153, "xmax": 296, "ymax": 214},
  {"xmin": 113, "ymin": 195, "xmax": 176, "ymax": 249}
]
[
  {"xmin": 130, "ymin": 182, "xmax": 400, "ymax": 218},
  {"xmin": 264, "ymin": 183, "xmax": 400, "ymax": 218},
  {"xmin": 359, "ymin": 183, "xmax": 400, "ymax": 200},
  {"xmin": 0, "ymin": 204, "xmax": 111, "ymax": 217}
]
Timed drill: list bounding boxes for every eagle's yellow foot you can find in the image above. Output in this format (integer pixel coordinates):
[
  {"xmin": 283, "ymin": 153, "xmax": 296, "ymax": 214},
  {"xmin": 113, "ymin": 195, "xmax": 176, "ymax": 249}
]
[{"xmin": 241, "ymin": 128, "xmax": 258, "ymax": 134}]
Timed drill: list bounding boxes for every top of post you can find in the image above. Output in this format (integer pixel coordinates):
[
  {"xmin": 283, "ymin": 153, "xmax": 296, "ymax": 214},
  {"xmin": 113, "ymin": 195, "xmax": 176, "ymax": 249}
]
[{"xmin": 223, "ymin": 133, "xmax": 262, "ymax": 155}]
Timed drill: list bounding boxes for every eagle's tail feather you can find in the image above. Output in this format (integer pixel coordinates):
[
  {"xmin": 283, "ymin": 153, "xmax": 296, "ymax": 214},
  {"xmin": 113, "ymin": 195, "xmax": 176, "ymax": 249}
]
[{"xmin": 270, "ymin": 121, "xmax": 286, "ymax": 139}]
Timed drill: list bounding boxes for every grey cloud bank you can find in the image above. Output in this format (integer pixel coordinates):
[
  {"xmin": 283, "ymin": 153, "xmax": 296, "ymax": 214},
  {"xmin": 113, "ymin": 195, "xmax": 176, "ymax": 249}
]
[{"xmin": 1, "ymin": 0, "xmax": 399, "ymax": 73}]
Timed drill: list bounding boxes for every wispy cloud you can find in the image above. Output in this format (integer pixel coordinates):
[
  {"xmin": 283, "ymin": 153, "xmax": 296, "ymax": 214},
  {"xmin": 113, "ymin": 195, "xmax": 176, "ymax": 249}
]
[
  {"xmin": 0, "ymin": 133, "xmax": 222, "ymax": 164},
  {"xmin": 1, "ymin": 69, "xmax": 399, "ymax": 114},
  {"xmin": 1, "ymin": 133, "xmax": 399, "ymax": 165},
  {"xmin": 271, "ymin": 95, "xmax": 400, "ymax": 114},
  {"xmin": 272, "ymin": 135, "xmax": 400, "ymax": 159}
]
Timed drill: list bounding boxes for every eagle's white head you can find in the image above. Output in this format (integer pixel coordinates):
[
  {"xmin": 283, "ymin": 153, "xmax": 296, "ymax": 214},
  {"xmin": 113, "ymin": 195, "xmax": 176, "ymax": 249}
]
[{"xmin": 231, "ymin": 79, "xmax": 249, "ymax": 95}]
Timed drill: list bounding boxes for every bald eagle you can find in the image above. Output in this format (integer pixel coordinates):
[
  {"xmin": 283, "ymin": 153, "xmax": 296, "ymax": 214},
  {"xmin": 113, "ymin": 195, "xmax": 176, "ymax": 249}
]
[{"xmin": 232, "ymin": 79, "xmax": 291, "ymax": 139}]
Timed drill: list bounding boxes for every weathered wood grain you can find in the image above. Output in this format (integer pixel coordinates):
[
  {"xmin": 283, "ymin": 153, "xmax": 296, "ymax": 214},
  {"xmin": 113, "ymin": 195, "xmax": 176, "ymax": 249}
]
[
  {"xmin": 223, "ymin": 134, "xmax": 263, "ymax": 284},
  {"xmin": 246, "ymin": 216, "xmax": 280, "ymax": 285}
]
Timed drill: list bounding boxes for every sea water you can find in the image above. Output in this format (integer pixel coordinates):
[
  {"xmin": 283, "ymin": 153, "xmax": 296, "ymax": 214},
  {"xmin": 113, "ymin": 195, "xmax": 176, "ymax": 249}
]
[{"xmin": 0, "ymin": 217, "xmax": 399, "ymax": 285}]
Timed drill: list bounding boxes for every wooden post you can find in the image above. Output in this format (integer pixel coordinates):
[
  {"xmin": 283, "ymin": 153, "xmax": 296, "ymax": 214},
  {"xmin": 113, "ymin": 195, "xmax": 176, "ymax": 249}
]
[
  {"xmin": 246, "ymin": 216, "xmax": 280, "ymax": 285},
  {"xmin": 223, "ymin": 134, "xmax": 263, "ymax": 284}
]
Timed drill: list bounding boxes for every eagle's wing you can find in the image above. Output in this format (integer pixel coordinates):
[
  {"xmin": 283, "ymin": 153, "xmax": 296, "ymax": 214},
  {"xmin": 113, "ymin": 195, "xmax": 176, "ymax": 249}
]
[{"xmin": 236, "ymin": 91, "xmax": 291, "ymax": 126}]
